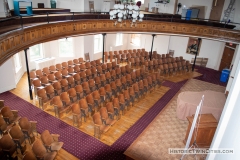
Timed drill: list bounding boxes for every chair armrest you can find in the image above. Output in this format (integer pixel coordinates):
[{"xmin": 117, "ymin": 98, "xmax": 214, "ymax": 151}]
[
  {"xmin": 51, "ymin": 134, "xmax": 60, "ymax": 142},
  {"xmin": 30, "ymin": 121, "xmax": 37, "ymax": 124},
  {"xmin": 12, "ymin": 110, "xmax": 18, "ymax": 117}
]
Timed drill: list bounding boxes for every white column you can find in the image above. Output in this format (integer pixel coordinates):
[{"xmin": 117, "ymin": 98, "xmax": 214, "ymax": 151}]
[{"xmin": 207, "ymin": 45, "xmax": 240, "ymax": 160}]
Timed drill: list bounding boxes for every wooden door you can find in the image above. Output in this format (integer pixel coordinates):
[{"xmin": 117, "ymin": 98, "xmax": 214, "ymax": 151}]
[
  {"xmin": 219, "ymin": 45, "xmax": 235, "ymax": 71},
  {"xmin": 209, "ymin": 0, "xmax": 225, "ymax": 21}
]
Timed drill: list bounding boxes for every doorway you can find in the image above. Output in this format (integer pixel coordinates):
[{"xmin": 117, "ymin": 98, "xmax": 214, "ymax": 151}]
[
  {"xmin": 219, "ymin": 43, "xmax": 236, "ymax": 71},
  {"xmin": 209, "ymin": 0, "xmax": 225, "ymax": 21}
]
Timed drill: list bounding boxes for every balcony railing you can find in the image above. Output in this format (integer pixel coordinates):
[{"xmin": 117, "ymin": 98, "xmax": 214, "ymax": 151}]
[{"xmin": 0, "ymin": 12, "xmax": 239, "ymax": 35}]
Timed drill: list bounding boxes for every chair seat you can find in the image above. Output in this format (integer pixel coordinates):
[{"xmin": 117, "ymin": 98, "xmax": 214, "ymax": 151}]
[
  {"xmin": 100, "ymin": 125, "xmax": 110, "ymax": 133},
  {"xmin": 105, "ymin": 118, "xmax": 116, "ymax": 126},
  {"xmin": 51, "ymin": 141, "xmax": 64, "ymax": 151},
  {"xmin": 44, "ymin": 151, "xmax": 57, "ymax": 160}
]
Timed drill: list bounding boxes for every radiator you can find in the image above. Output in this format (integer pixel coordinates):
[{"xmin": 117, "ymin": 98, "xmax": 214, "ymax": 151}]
[{"xmin": 35, "ymin": 57, "xmax": 56, "ymax": 70}]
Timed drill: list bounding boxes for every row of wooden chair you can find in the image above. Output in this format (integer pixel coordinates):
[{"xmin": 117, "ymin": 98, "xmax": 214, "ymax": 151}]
[
  {"xmin": 92, "ymin": 73, "xmax": 161, "ymax": 139},
  {"xmin": 0, "ymin": 101, "xmax": 63, "ymax": 160}
]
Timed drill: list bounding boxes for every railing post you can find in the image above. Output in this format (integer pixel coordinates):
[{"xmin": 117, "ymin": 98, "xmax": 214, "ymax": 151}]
[
  {"xmin": 24, "ymin": 48, "xmax": 33, "ymax": 100},
  {"xmin": 47, "ymin": 12, "xmax": 49, "ymax": 24},
  {"xmin": 192, "ymin": 38, "xmax": 202, "ymax": 71},
  {"xmin": 20, "ymin": 16, "xmax": 23, "ymax": 29},
  {"xmin": 102, "ymin": 33, "xmax": 106, "ymax": 63},
  {"xmin": 72, "ymin": 12, "xmax": 74, "ymax": 21},
  {"xmin": 150, "ymin": 34, "xmax": 156, "ymax": 60}
]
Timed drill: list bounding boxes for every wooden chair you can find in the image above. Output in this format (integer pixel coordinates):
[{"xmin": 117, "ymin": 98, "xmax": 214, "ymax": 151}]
[
  {"xmin": 91, "ymin": 67, "xmax": 97, "ymax": 78},
  {"xmin": 61, "ymin": 69, "xmax": 71, "ymax": 79},
  {"xmin": 110, "ymin": 70, "xmax": 116, "ymax": 81},
  {"xmin": 123, "ymin": 89, "xmax": 131, "ymax": 109},
  {"xmin": 104, "ymin": 84, "xmax": 113, "ymax": 102},
  {"xmin": 49, "ymin": 65, "xmax": 58, "ymax": 74},
  {"xmin": 100, "ymin": 107, "xmax": 116, "ymax": 126},
  {"xmin": 42, "ymin": 67, "xmax": 51, "ymax": 76},
  {"xmin": 67, "ymin": 76, "xmax": 75, "ymax": 88},
  {"xmin": 85, "ymin": 69, "xmax": 92, "ymax": 80},
  {"xmin": 96, "ymin": 66, "xmax": 103, "ymax": 76},
  {"xmin": 80, "ymin": 71, "xmax": 87, "ymax": 82},
  {"xmin": 105, "ymin": 72, "xmax": 112, "ymax": 84},
  {"xmin": 68, "ymin": 67, "xmax": 76, "ymax": 76},
  {"xmin": 113, "ymin": 98, "xmax": 121, "ymax": 120},
  {"xmin": 74, "ymin": 65, "xmax": 81, "ymax": 73},
  {"xmin": 40, "ymin": 76, "xmax": 51, "ymax": 87},
  {"xmin": 0, "ymin": 116, "xmax": 13, "ymax": 135},
  {"xmin": 99, "ymin": 87, "xmax": 107, "ymax": 103},
  {"xmin": 60, "ymin": 79, "xmax": 69, "ymax": 92},
  {"xmin": 75, "ymin": 85, "xmax": 84, "ymax": 100},
  {"xmin": 120, "ymin": 66, "xmax": 126, "ymax": 76},
  {"xmin": 1, "ymin": 106, "xmax": 21, "ymax": 124},
  {"xmin": 79, "ymin": 98, "xmax": 90, "ymax": 121},
  {"xmin": 9, "ymin": 124, "xmax": 26, "ymax": 150},
  {"xmin": 53, "ymin": 82, "xmax": 62, "ymax": 95},
  {"xmin": 84, "ymin": 52, "xmax": 90, "ymax": 62},
  {"xmin": 47, "ymin": 74, "xmax": 57, "ymax": 84},
  {"xmin": 90, "ymin": 61, "xmax": 96, "ymax": 67},
  {"xmin": 94, "ymin": 76, "xmax": 101, "ymax": 90},
  {"xmin": 68, "ymin": 60, "xmax": 74, "ymax": 68},
  {"xmin": 45, "ymin": 85, "xmax": 55, "ymax": 100},
  {"xmin": 51, "ymin": 96, "xmax": 71, "ymax": 118},
  {"xmin": 106, "ymin": 102, "xmax": 115, "ymax": 119},
  {"xmin": 82, "ymin": 82, "xmax": 91, "ymax": 96},
  {"xmin": 126, "ymin": 74, "xmax": 132, "ymax": 87},
  {"xmin": 79, "ymin": 57, "xmax": 84, "ymax": 64},
  {"xmin": 73, "ymin": 59, "xmax": 79, "ymax": 65},
  {"xmin": 61, "ymin": 62, "xmax": 68, "ymax": 69},
  {"xmin": 88, "ymin": 79, "xmax": 96, "ymax": 92},
  {"xmin": 100, "ymin": 74, "xmax": 107, "ymax": 87},
  {"xmin": 92, "ymin": 90, "xmax": 103, "ymax": 110},
  {"xmin": 55, "ymin": 63, "xmax": 62, "ymax": 71},
  {"xmin": 37, "ymin": 88, "xmax": 50, "ymax": 109},
  {"xmin": 118, "ymin": 94, "xmax": 126, "ymax": 115},
  {"xmin": 67, "ymin": 88, "xmax": 78, "ymax": 103},
  {"xmin": 80, "ymin": 63, "xmax": 86, "ymax": 71},
  {"xmin": 85, "ymin": 62, "xmax": 91, "ymax": 70},
  {"xmin": 32, "ymin": 79, "xmax": 44, "ymax": 98},
  {"xmin": 54, "ymin": 71, "xmax": 62, "ymax": 80},
  {"xmin": 19, "ymin": 117, "xmax": 37, "ymax": 142},
  {"xmin": 41, "ymin": 130, "xmax": 64, "ymax": 152},
  {"xmin": 93, "ymin": 112, "xmax": 110, "ymax": 139},
  {"xmin": 72, "ymin": 103, "xmax": 82, "ymax": 127},
  {"xmin": 110, "ymin": 81, "xmax": 117, "ymax": 97},
  {"xmin": 0, "ymin": 134, "xmax": 17, "ymax": 159},
  {"xmin": 102, "ymin": 64, "xmax": 107, "ymax": 73},
  {"xmin": 60, "ymin": 92, "xmax": 72, "ymax": 107},
  {"xmin": 36, "ymin": 69, "xmax": 43, "ymax": 78}
]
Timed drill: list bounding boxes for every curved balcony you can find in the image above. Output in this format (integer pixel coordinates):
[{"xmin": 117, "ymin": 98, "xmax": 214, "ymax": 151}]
[{"xmin": 0, "ymin": 12, "xmax": 240, "ymax": 65}]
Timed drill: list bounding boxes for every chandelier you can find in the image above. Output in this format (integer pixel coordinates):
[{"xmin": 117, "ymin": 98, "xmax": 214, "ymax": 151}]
[{"xmin": 109, "ymin": 3, "xmax": 144, "ymax": 27}]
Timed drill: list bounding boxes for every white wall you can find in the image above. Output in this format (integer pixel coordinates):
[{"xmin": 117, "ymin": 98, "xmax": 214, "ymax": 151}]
[
  {"xmin": 84, "ymin": 0, "xmax": 115, "ymax": 12},
  {"xmin": 6, "ymin": 0, "xmax": 84, "ymax": 12},
  {"xmin": 178, "ymin": 0, "xmax": 213, "ymax": 19},
  {"xmin": 0, "ymin": 0, "xmax": 6, "ymax": 17},
  {"xmin": 0, "ymin": 58, "xmax": 16, "ymax": 93},
  {"xmin": 148, "ymin": 0, "xmax": 176, "ymax": 14},
  {"xmin": 168, "ymin": 36, "xmax": 225, "ymax": 70},
  {"xmin": 207, "ymin": 46, "xmax": 240, "ymax": 160}
]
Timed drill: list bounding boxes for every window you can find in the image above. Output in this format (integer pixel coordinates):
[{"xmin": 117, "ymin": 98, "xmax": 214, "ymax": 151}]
[
  {"xmin": 59, "ymin": 38, "xmax": 74, "ymax": 57},
  {"xmin": 13, "ymin": 53, "xmax": 22, "ymax": 73},
  {"xmin": 116, "ymin": 33, "xmax": 123, "ymax": 46},
  {"xmin": 30, "ymin": 44, "xmax": 43, "ymax": 61},
  {"xmin": 94, "ymin": 34, "xmax": 103, "ymax": 53},
  {"xmin": 130, "ymin": 34, "xmax": 141, "ymax": 46}
]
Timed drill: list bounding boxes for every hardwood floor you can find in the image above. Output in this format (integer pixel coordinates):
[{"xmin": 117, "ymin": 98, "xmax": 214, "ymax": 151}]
[
  {"xmin": 10, "ymin": 73, "xmax": 79, "ymax": 160},
  {"xmin": 9, "ymin": 68, "xmax": 201, "ymax": 159},
  {"xmin": 11, "ymin": 73, "xmax": 170, "ymax": 146}
]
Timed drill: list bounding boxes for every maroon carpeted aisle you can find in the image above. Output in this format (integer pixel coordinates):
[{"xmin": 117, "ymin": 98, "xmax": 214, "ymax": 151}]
[
  {"xmin": 0, "ymin": 80, "xmax": 186, "ymax": 160},
  {"xmin": 194, "ymin": 66, "xmax": 227, "ymax": 87}
]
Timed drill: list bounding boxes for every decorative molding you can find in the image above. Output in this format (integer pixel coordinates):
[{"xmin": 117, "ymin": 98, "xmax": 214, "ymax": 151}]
[{"xmin": 0, "ymin": 19, "xmax": 240, "ymax": 65}]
